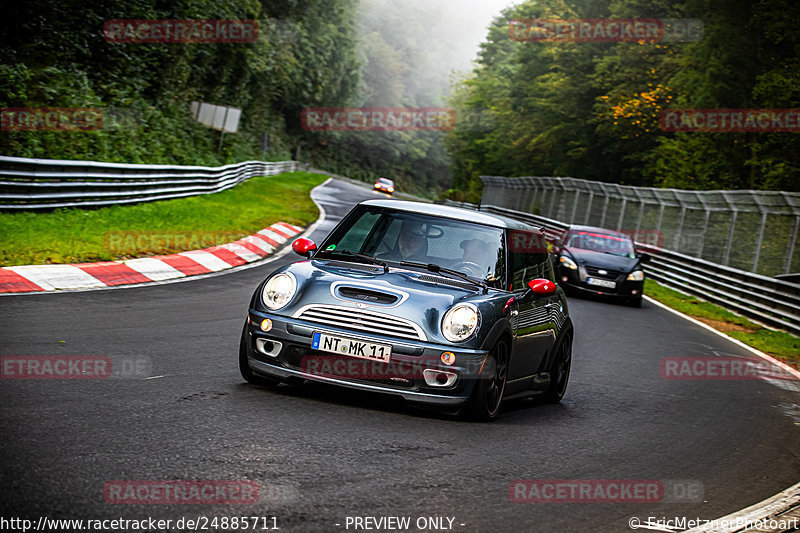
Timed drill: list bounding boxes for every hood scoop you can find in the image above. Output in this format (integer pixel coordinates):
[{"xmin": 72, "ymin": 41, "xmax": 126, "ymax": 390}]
[{"xmin": 335, "ymin": 285, "xmax": 399, "ymax": 305}]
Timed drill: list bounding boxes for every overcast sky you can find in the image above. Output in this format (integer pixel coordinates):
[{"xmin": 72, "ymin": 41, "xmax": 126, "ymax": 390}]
[{"xmin": 433, "ymin": 0, "xmax": 518, "ymax": 72}]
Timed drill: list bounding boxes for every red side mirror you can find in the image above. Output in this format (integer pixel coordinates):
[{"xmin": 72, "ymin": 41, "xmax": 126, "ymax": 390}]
[
  {"xmin": 292, "ymin": 237, "xmax": 317, "ymax": 257},
  {"xmin": 528, "ymin": 278, "xmax": 556, "ymax": 295}
]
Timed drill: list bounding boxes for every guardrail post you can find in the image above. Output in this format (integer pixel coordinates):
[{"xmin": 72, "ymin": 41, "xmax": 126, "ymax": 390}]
[
  {"xmin": 546, "ymin": 180, "xmax": 557, "ymax": 218},
  {"xmin": 752, "ymin": 210, "xmax": 768, "ymax": 273},
  {"xmin": 697, "ymin": 209, "xmax": 712, "ymax": 259},
  {"xmin": 570, "ymin": 190, "xmax": 581, "ymax": 224},
  {"xmin": 722, "ymin": 210, "xmax": 738, "ymax": 266},
  {"xmin": 599, "ymin": 195, "xmax": 610, "ymax": 227},
  {"xmin": 616, "ymin": 197, "xmax": 627, "ymax": 231},
  {"xmin": 672, "ymin": 206, "xmax": 686, "ymax": 250},
  {"xmin": 529, "ymin": 179, "xmax": 540, "ymax": 212},
  {"xmin": 785, "ymin": 214, "xmax": 800, "ymax": 275},
  {"xmin": 584, "ymin": 192, "xmax": 594, "ymax": 225}
]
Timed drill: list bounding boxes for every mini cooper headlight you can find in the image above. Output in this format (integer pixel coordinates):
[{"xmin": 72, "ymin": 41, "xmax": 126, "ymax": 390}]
[
  {"xmin": 627, "ymin": 270, "xmax": 644, "ymax": 281},
  {"xmin": 442, "ymin": 303, "xmax": 480, "ymax": 343},
  {"xmin": 560, "ymin": 255, "xmax": 578, "ymax": 270},
  {"xmin": 262, "ymin": 272, "xmax": 296, "ymax": 310}
]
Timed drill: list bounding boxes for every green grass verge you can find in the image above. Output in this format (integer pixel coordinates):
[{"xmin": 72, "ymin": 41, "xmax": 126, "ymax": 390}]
[
  {"xmin": 644, "ymin": 279, "xmax": 800, "ymax": 366},
  {"xmin": 0, "ymin": 171, "xmax": 325, "ymax": 266}
]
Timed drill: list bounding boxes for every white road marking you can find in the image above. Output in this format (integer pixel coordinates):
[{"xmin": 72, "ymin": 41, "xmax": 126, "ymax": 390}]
[
  {"xmin": 124, "ymin": 258, "xmax": 185, "ymax": 281},
  {"xmin": 8, "ymin": 265, "xmax": 106, "ymax": 290}
]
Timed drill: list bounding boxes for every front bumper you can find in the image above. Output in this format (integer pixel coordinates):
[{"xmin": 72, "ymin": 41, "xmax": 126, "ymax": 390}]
[
  {"xmin": 555, "ymin": 265, "xmax": 643, "ymax": 299},
  {"xmin": 244, "ymin": 310, "xmax": 489, "ymax": 406}
]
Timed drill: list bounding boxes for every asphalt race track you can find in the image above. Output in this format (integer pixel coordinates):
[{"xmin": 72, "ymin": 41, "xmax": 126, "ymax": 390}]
[{"xmin": 1, "ymin": 178, "xmax": 799, "ymax": 532}]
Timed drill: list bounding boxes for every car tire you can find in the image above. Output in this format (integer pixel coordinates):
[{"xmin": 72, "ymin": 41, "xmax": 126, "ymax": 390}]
[
  {"xmin": 466, "ymin": 339, "xmax": 509, "ymax": 422},
  {"xmin": 626, "ymin": 296, "xmax": 642, "ymax": 308},
  {"xmin": 239, "ymin": 324, "xmax": 280, "ymax": 387},
  {"xmin": 544, "ymin": 334, "xmax": 572, "ymax": 403}
]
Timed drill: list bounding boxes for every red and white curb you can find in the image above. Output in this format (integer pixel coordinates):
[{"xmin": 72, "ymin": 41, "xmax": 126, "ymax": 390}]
[{"xmin": 0, "ymin": 222, "xmax": 303, "ymax": 294}]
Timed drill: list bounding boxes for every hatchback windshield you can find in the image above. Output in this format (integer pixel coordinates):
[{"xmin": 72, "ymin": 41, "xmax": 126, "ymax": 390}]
[
  {"xmin": 565, "ymin": 231, "xmax": 635, "ymax": 257},
  {"xmin": 318, "ymin": 207, "xmax": 506, "ymax": 287}
]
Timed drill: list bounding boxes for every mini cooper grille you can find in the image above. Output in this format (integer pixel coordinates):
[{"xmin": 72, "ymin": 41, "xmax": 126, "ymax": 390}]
[{"xmin": 293, "ymin": 304, "xmax": 427, "ymax": 341}]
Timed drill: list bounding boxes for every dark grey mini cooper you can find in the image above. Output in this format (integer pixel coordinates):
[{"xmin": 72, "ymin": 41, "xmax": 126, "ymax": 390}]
[{"xmin": 240, "ymin": 200, "xmax": 573, "ymax": 420}]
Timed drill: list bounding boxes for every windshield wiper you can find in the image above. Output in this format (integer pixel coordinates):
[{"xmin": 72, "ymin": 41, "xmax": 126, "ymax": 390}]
[
  {"xmin": 399, "ymin": 260, "xmax": 487, "ymax": 292},
  {"xmin": 324, "ymin": 250, "xmax": 389, "ymax": 273}
]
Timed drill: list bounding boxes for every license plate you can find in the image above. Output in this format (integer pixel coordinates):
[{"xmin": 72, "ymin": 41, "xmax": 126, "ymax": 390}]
[
  {"xmin": 587, "ymin": 278, "xmax": 616, "ymax": 288},
  {"xmin": 311, "ymin": 332, "xmax": 392, "ymax": 362}
]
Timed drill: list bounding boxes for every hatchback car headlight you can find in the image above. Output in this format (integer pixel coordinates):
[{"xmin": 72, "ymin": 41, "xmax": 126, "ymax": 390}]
[
  {"xmin": 560, "ymin": 255, "xmax": 578, "ymax": 270},
  {"xmin": 262, "ymin": 272, "xmax": 296, "ymax": 310},
  {"xmin": 627, "ymin": 270, "xmax": 644, "ymax": 281},
  {"xmin": 442, "ymin": 303, "xmax": 480, "ymax": 342}
]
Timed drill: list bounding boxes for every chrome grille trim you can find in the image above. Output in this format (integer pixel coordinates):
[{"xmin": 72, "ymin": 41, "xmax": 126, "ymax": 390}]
[{"xmin": 292, "ymin": 304, "xmax": 427, "ymax": 341}]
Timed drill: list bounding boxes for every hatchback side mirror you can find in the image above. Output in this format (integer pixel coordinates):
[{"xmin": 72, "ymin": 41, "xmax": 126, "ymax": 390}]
[
  {"xmin": 519, "ymin": 278, "xmax": 557, "ymax": 303},
  {"xmin": 639, "ymin": 252, "xmax": 652, "ymax": 263},
  {"xmin": 292, "ymin": 237, "xmax": 317, "ymax": 258}
]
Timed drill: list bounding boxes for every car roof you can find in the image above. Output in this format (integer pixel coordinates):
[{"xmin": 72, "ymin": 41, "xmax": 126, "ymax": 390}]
[
  {"xmin": 360, "ymin": 199, "xmax": 538, "ymax": 231},
  {"xmin": 567, "ymin": 225, "xmax": 632, "ymax": 239}
]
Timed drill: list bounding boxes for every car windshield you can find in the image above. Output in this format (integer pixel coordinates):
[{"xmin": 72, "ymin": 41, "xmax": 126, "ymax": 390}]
[
  {"xmin": 317, "ymin": 206, "xmax": 506, "ymax": 288},
  {"xmin": 565, "ymin": 231, "xmax": 635, "ymax": 257},
  {"xmin": 378, "ymin": 179, "xmax": 392, "ymax": 185}
]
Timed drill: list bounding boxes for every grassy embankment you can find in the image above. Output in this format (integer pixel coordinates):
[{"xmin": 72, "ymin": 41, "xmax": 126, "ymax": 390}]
[{"xmin": 0, "ymin": 171, "xmax": 325, "ymax": 266}]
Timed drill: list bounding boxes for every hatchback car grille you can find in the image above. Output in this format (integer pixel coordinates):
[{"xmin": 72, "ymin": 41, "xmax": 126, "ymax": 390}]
[
  {"xmin": 585, "ymin": 266, "xmax": 621, "ymax": 279},
  {"xmin": 293, "ymin": 304, "xmax": 427, "ymax": 341}
]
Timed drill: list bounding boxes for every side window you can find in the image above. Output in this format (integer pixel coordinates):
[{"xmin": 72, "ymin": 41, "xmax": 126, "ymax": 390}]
[{"xmin": 508, "ymin": 229, "xmax": 552, "ymax": 293}]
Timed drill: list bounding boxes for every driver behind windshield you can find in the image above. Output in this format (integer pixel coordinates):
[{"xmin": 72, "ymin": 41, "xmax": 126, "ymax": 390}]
[
  {"xmin": 378, "ymin": 219, "xmax": 428, "ymax": 262},
  {"xmin": 379, "ymin": 219, "xmax": 427, "ymax": 262},
  {"xmin": 457, "ymin": 238, "xmax": 489, "ymax": 277}
]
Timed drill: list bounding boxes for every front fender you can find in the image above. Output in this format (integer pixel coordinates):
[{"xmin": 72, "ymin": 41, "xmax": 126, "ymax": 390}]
[{"xmin": 479, "ymin": 316, "xmax": 514, "ymax": 352}]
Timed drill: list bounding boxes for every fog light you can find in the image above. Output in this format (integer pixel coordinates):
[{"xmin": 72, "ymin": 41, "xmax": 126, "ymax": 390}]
[
  {"xmin": 562, "ymin": 276, "xmax": 568, "ymax": 282},
  {"xmin": 255, "ymin": 338, "xmax": 282, "ymax": 357},
  {"xmin": 631, "ymin": 289, "xmax": 639, "ymax": 295},
  {"xmin": 441, "ymin": 352, "xmax": 455, "ymax": 365},
  {"xmin": 260, "ymin": 318, "xmax": 273, "ymax": 332},
  {"xmin": 423, "ymin": 369, "xmax": 457, "ymax": 387}
]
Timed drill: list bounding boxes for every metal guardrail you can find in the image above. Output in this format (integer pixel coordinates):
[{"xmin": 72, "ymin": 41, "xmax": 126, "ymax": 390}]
[
  {"xmin": 1, "ymin": 155, "xmax": 797, "ymax": 335},
  {"xmin": 0, "ymin": 156, "xmax": 300, "ymax": 209},
  {"xmin": 480, "ymin": 175, "xmax": 800, "ymax": 278},
  {"xmin": 443, "ymin": 200, "xmax": 800, "ymax": 337}
]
